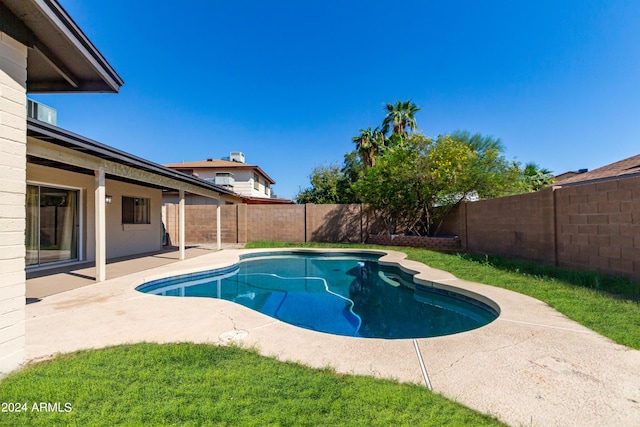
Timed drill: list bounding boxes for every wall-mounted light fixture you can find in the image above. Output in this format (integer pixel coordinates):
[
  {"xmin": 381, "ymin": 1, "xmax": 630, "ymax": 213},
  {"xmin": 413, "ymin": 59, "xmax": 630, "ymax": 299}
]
[{"xmin": 105, "ymin": 195, "xmax": 113, "ymax": 204}]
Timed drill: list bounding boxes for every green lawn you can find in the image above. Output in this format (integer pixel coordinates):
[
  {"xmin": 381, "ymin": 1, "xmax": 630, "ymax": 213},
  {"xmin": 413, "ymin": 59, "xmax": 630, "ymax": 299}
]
[
  {"xmin": 246, "ymin": 241, "xmax": 640, "ymax": 350},
  {"xmin": 0, "ymin": 343, "xmax": 504, "ymax": 426}
]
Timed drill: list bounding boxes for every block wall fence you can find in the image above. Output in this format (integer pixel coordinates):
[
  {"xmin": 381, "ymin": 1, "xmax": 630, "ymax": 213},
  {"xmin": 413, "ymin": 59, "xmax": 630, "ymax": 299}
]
[
  {"xmin": 164, "ymin": 203, "xmax": 382, "ymax": 246},
  {"xmin": 165, "ymin": 174, "xmax": 640, "ymax": 280},
  {"xmin": 440, "ymin": 176, "xmax": 640, "ymax": 279}
]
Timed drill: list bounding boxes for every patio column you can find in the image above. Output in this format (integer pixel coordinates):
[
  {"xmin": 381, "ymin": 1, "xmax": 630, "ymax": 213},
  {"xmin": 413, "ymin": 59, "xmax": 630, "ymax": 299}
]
[
  {"xmin": 95, "ymin": 168, "xmax": 106, "ymax": 282},
  {"xmin": 179, "ymin": 189, "xmax": 185, "ymax": 260},
  {"xmin": 217, "ymin": 196, "xmax": 222, "ymax": 250}
]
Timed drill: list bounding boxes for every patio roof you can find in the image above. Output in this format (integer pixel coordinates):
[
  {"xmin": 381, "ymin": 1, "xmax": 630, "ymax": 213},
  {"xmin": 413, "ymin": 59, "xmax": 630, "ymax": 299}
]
[
  {"xmin": 27, "ymin": 118, "xmax": 239, "ymax": 198},
  {"xmin": 1, "ymin": 0, "xmax": 123, "ymax": 92},
  {"xmin": 27, "ymin": 118, "xmax": 238, "ymax": 281}
]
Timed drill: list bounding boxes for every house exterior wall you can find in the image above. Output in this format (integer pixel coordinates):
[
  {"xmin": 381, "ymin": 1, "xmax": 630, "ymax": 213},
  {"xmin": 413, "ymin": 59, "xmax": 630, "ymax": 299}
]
[
  {"xmin": 0, "ymin": 32, "xmax": 27, "ymax": 375},
  {"xmin": 173, "ymin": 168, "xmax": 271, "ymax": 199},
  {"xmin": 232, "ymin": 170, "xmax": 271, "ymax": 198},
  {"xmin": 104, "ymin": 180, "xmax": 162, "ymax": 259},
  {"xmin": 27, "ymin": 163, "xmax": 163, "ymax": 261}
]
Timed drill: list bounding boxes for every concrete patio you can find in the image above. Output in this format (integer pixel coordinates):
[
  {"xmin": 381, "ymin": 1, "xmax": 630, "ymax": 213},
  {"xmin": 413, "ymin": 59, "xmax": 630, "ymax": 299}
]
[
  {"xmin": 24, "ymin": 247, "xmax": 640, "ymax": 426},
  {"xmin": 26, "ymin": 245, "xmax": 243, "ymax": 299}
]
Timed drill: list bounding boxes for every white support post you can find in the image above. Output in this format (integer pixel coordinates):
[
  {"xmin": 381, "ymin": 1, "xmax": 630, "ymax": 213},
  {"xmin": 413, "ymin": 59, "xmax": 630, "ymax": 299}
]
[
  {"xmin": 179, "ymin": 189, "xmax": 185, "ymax": 260},
  {"xmin": 95, "ymin": 169, "xmax": 106, "ymax": 282},
  {"xmin": 216, "ymin": 196, "xmax": 222, "ymax": 250}
]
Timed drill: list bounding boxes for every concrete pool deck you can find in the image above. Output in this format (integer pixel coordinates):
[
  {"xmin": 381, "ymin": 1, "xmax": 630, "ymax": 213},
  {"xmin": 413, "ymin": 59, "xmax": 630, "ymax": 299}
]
[{"xmin": 25, "ymin": 248, "xmax": 640, "ymax": 426}]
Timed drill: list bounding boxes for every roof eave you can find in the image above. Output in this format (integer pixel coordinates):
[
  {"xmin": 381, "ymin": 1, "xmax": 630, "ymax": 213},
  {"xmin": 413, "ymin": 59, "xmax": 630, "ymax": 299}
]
[
  {"xmin": 1, "ymin": 0, "xmax": 123, "ymax": 93},
  {"xmin": 26, "ymin": 119, "xmax": 237, "ymax": 197}
]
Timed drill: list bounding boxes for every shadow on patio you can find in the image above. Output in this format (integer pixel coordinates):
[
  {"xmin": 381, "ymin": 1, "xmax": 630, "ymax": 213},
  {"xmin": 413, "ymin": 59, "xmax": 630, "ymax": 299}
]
[{"xmin": 26, "ymin": 245, "xmax": 241, "ymax": 300}]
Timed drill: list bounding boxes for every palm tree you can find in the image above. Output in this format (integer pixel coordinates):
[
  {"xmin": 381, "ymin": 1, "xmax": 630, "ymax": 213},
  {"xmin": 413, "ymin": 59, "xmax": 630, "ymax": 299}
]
[
  {"xmin": 522, "ymin": 162, "xmax": 554, "ymax": 191},
  {"xmin": 382, "ymin": 100, "xmax": 420, "ymax": 140},
  {"xmin": 371, "ymin": 126, "xmax": 386, "ymax": 159},
  {"xmin": 352, "ymin": 128, "xmax": 375, "ymax": 168},
  {"xmin": 352, "ymin": 127, "xmax": 387, "ymax": 169}
]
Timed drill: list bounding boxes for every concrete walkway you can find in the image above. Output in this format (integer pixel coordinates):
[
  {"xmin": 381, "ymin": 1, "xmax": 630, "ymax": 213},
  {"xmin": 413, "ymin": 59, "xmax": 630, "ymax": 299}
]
[{"xmin": 25, "ymin": 248, "xmax": 640, "ymax": 426}]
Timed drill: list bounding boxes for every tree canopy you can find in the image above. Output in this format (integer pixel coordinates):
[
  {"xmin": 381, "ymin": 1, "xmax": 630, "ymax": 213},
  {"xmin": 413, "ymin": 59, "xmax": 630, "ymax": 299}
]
[{"xmin": 295, "ymin": 100, "xmax": 553, "ymax": 235}]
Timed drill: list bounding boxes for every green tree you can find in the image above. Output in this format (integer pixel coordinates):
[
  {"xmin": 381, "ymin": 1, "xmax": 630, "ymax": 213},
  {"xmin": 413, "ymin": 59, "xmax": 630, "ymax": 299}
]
[
  {"xmin": 295, "ymin": 164, "xmax": 353, "ymax": 204},
  {"xmin": 354, "ymin": 132, "xmax": 521, "ymax": 235},
  {"xmin": 353, "ymin": 135, "xmax": 431, "ymax": 235}
]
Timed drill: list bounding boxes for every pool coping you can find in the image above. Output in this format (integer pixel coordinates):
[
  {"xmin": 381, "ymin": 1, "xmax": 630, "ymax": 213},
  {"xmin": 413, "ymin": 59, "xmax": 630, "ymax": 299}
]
[{"xmin": 24, "ymin": 248, "xmax": 640, "ymax": 426}]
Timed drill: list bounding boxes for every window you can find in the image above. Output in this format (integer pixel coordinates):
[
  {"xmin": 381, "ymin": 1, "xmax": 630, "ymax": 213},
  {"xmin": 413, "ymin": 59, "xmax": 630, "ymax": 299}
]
[
  {"xmin": 253, "ymin": 173, "xmax": 260, "ymax": 190},
  {"xmin": 265, "ymin": 182, "xmax": 270, "ymax": 195},
  {"xmin": 122, "ymin": 196, "xmax": 150, "ymax": 224}
]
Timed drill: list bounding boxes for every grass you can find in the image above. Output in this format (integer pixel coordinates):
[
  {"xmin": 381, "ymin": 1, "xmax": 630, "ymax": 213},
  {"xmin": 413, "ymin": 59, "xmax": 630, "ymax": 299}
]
[
  {"xmin": 246, "ymin": 241, "xmax": 640, "ymax": 350},
  {"xmin": 0, "ymin": 343, "xmax": 504, "ymax": 426}
]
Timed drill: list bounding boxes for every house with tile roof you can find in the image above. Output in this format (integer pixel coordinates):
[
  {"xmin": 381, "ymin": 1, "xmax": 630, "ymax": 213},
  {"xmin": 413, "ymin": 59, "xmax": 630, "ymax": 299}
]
[
  {"xmin": 163, "ymin": 153, "xmax": 294, "ymax": 204},
  {"xmin": 556, "ymin": 153, "xmax": 640, "ymax": 187}
]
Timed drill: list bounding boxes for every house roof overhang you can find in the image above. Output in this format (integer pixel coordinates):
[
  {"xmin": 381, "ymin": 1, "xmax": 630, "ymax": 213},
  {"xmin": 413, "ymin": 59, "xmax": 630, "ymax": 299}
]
[
  {"xmin": 555, "ymin": 153, "xmax": 640, "ymax": 187},
  {"xmin": 1, "ymin": 0, "xmax": 123, "ymax": 93},
  {"xmin": 26, "ymin": 118, "xmax": 240, "ymax": 198},
  {"xmin": 164, "ymin": 160, "xmax": 277, "ymax": 185}
]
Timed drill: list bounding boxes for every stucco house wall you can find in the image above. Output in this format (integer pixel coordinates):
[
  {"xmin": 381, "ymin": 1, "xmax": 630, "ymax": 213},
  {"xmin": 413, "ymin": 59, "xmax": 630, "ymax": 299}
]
[
  {"xmin": 231, "ymin": 170, "xmax": 271, "ymax": 198},
  {"xmin": 104, "ymin": 180, "xmax": 162, "ymax": 259},
  {"xmin": 0, "ymin": 31, "xmax": 27, "ymax": 375},
  {"xmin": 27, "ymin": 162, "xmax": 163, "ymax": 262}
]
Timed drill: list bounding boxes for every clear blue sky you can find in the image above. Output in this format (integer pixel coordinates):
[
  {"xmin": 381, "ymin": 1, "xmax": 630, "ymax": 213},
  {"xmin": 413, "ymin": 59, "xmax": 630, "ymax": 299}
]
[{"xmin": 32, "ymin": 0, "xmax": 640, "ymax": 199}]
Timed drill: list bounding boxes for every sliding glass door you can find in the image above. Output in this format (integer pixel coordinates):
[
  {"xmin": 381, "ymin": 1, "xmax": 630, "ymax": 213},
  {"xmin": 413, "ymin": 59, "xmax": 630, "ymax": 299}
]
[{"xmin": 26, "ymin": 185, "xmax": 79, "ymax": 267}]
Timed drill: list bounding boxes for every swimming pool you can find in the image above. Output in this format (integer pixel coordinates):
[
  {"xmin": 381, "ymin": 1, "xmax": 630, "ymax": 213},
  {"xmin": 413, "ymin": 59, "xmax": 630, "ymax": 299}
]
[{"xmin": 136, "ymin": 251, "xmax": 499, "ymax": 339}]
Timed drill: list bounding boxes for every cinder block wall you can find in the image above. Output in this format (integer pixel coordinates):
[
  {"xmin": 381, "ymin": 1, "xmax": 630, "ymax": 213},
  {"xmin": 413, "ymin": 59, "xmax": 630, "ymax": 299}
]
[
  {"xmin": 306, "ymin": 204, "xmax": 363, "ymax": 243},
  {"xmin": 165, "ymin": 204, "xmax": 238, "ymax": 245},
  {"xmin": 444, "ymin": 179, "xmax": 640, "ymax": 279},
  {"xmin": 556, "ymin": 177, "xmax": 640, "ymax": 277},
  {"xmin": 0, "ymin": 32, "xmax": 27, "ymax": 375},
  {"xmin": 164, "ymin": 203, "xmax": 369, "ymax": 245},
  {"xmin": 246, "ymin": 205, "xmax": 306, "ymax": 243},
  {"xmin": 465, "ymin": 187, "xmax": 557, "ymax": 264},
  {"xmin": 165, "ymin": 179, "xmax": 640, "ymax": 280}
]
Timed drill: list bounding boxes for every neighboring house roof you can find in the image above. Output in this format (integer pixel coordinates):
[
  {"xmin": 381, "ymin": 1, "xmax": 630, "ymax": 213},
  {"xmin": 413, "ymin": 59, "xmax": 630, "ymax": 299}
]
[
  {"xmin": 557, "ymin": 153, "xmax": 640, "ymax": 186},
  {"xmin": 243, "ymin": 196, "xmax": 295, "ymax": 205},
  {"xmin": 164, "ymin": 159, "xmax": 276, "ymax": 185},
  {"xmin": 554, "ymin": 171, "xmax": 582, "ymax": 182},
  {"xmin": 1, "ymin": 0, "xmax": 123, "ymax": 92},
  {"xmin": 27, "ymin": 118, "xmax": 238, "ymax": 198}
]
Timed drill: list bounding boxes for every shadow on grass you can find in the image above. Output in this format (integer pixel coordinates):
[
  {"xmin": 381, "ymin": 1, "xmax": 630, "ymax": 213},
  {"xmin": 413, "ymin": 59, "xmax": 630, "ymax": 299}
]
[{"xmin": 453, "ymin": 252, "xmax": 640, "ymax": 303}]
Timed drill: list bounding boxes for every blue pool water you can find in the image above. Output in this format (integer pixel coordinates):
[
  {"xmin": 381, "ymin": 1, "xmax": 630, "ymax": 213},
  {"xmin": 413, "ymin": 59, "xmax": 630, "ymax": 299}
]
[{"xmin": 136, "ymin": 251, "xmax": 498, "ymax": 339}]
